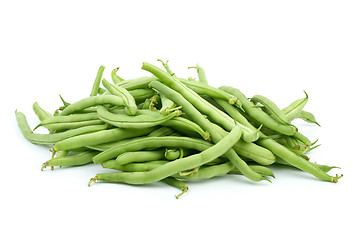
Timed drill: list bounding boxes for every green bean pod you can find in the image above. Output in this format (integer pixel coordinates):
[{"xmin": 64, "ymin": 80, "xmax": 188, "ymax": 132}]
[
  {"xmin": 53, "ymin": 127, "xmax": 155, "ymax": 152},
  {"xmin": 32, "ymin": 102, "xmax": 52, "ymax": 122},
  {"xmin": 250, "ymin": 95, "xmax": 290, "ymax": 125},
  {"xmin": 102, "ymin": 78, "xmax": 137, "ymax": 115},
  {"xmin": 15, "ymin": 111, "xmax": 108, "ymax": 145},
  {"xmin": 188, "ymin": 64, "xmax": 208, "ymax": 84},
  {"xmin": 282, "ymin": 91, "xmax": 308, "ymax": 120},
  {"xmin": 90, "ymin": 66, "xmax": 105, "ymax": 96},
  {"xmin": 42, "ymin": 151, "xmax": 98, "ymax": 170},
  {"xmin": 59, "ymin": 95, "xmax": 125, "ymax": 116},
  {"xmin": 97, "ymin": 106, "xmax": 180, "ymax": 129},
  {"xmin": 111, "ymin": 67, "xmax": 125, "ymax": 84}
]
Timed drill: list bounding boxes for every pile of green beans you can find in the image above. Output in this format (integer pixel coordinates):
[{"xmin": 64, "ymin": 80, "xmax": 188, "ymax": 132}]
[{"xmin": 16, "ymin": 60, "xmax": 342, "ymax": 198}]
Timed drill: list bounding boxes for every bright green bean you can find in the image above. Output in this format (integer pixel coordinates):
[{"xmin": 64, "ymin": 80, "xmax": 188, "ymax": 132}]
[
  {"xmin": 102, "ymin": 78, "xmax": 137, "ymax": 115},
  {"xmin": 188, "ymin": 64, "xmax": 208, "ymax": 84},
  {"xmin": 97, "ymin": 106, "xmax": 180, "ymax": 128},
  {"xmin": 32, "ymin": 102, "xmax": 52, "ymax": 122},
  {"xmin": 111, "ymin": 67, "xmax": 125, "ymax": 84},
  {"xmin": 90, "ymin": 66, "xmax": 105, "ymax": 96},
  {"xmin": 161, "ymin": 177, "xmax": 188, "ymax": 199},
  {"xmin": 59, "ymin": 95, "xmax": 125, "ymax": 116},
  {"xmin": 282, "ymin": 91, "xmax": 308, "ymax": 120},
  {"xmin": 42, "ymin": 151, "xmax": 98, "ymax": 170},
  {"xmin": 251, "ymin": 95, "xmax": 290, "ymax": 125},
  {"xmin": 53, "ymin": 127, "xmax": 155, "ymax": 152},
  {"xmin": 15, "ymin": 111, "xmax": 108, "ymax": 145}
]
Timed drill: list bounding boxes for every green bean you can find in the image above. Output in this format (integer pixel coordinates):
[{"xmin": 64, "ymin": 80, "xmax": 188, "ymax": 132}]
[
  {"xmin": 38, "ymin": 119, "xmax": 104, "ymax": 131},
  {"xmin": 102, "ymin": 79, "xmax": 137, "ymax": 115},
  {"xmin": 274, "ymin": 158, "xmax": 340, "ymax": 174},
  {"xmin": 38, "ymin": 112, "xmax": 99, "ymax": 126},
  {"xmin": 32, "ymin": 102, "xmax": 52, "ymax": 122},
  {"xmin": 15, "ymin": 111, "xmax": 108, "ymax": 145},
  {"xmin": 175, "ymin": 162, "xmax": 234, "ymax": 180},
  {"xmin": 288, "ymin": 110, "xmax": 320, "ymax": 126},
  {"xmin": 161, "ymin": 177, "xmax": 188, "ymax": 199},
  {"xmin": 158, "ymin": 59, "xmax": 176, "ymax": 77},
  {"xmin": 90, "ymin": 66, "xmax": 105, "ymax": 96},
  {"xmin": 41, "ymin": 151, "xmax": 98, "ymax": 170},
  {"xmin": 59, "ymin": 95, "xmax": 125, "ymax": 116},
  {"xmin": 162, "ymin": 117, "xmax": 210, "ymax": 141},
  {"xmin": 115, "ymin": 150, "xmax": 165, "ymax": 166},
  {"xmin": 53, "ymin": 127, "xmax": 155, "ymax": 152},
  {"xmin": 257, "ymin": 138, "xmax": 342, "ymax": 182},
  {"xmin": 118, "ymin": 76, "xmax": 157, "ymax": 90},
  {"xmin": 219, "ymin": 86, "xmax": 297, "ymax": 136},
  {"xmin": 89, "ymin": 124, "xmax": 242, "ymax": 185},
  {"xmin": 229, "ymin": 165, "xmax": 275, "ymax": 178},
  {"xmin": 282, "ymin": 91, "xmax": 308, "ymax": 120},
  {"xmin": 111, "ymin": 67, "xmax": 125, "ymax": 84},
  {"xmin": 92, "ymin": 135, "xmax": 214, "ymax": 164},
  {"xmin": 97, "ymin": 106, "xmax": 180, "ymax": 129},
  {"xmin": 147, "ymin": 79, "xmax": 265, "ymax": 181},
  {"xmin": 250, "ymin": 95, "xmax": 290, "ymax": 125},
  {"xmin": 188, "ymin": 64, "xmax": 208, "ymax": 84}
]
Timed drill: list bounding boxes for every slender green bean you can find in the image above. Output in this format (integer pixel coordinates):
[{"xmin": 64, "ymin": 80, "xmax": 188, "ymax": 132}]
[
  {"xmin": 97, "ymin": 106, "xmax": 180, "ymax": 129},
  {"xmin": 111, "ymin": 67, "xmax": 125, "ymax": 84},
  {"xmin": 42, "ymin": 151, "xmax": 98, "ymax": 170},
  {"xmin": 53, "ymin": 127, "xmax": 155, "ymax": 152},
  {"xmin": 32, "ymin": 102, "xmax": 52, "ymax": 122},
  {"xmin": 102, "ymin": 78, "xmax": 137, "ymax": 115},
  {"xmin": 59, "ymin": 95, "xmax": 125, "ymax": 116},
  {"xmin": 90, "ymin": 66, "xmax": 105, "ymax": 96},
  {"xmin": 15, "ymin": 111, "xmax": 108, "ymax": 145},
  {"xmin": 188, "ymin": 64, "xmax": 208, "ymax": 84}
]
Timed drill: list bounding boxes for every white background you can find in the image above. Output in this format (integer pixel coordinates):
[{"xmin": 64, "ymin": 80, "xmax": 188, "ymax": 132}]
[{"xmin": 1, "ymin": 0, "xmax": 358, "ymax": 239}]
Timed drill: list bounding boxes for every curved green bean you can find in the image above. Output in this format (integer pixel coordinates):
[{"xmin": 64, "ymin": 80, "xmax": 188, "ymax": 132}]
[
  {"xmin": 97, "ymin": 106, "xmax": 180, "ymax": 129},
  {"xmin": 59, "ymin": 95, "xmax": 125, "ymax": 116},
  {"xmin": 53, "ymin": 127, "xmax": 155, "ymax": 152},
  {"xmin": 102, "ymin": 78, "xmax": 137, "ymax": 115},
  {"xmin": 90, "ymin": 66, "xmax": 105, "ymax": 96},
  {"xmin": 15, "ymin": 111, "xmax": 107, "ymax": 145},
  {"xmin": 42, "ymin": 151, "xmax": 98, "ymax": 170}
]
